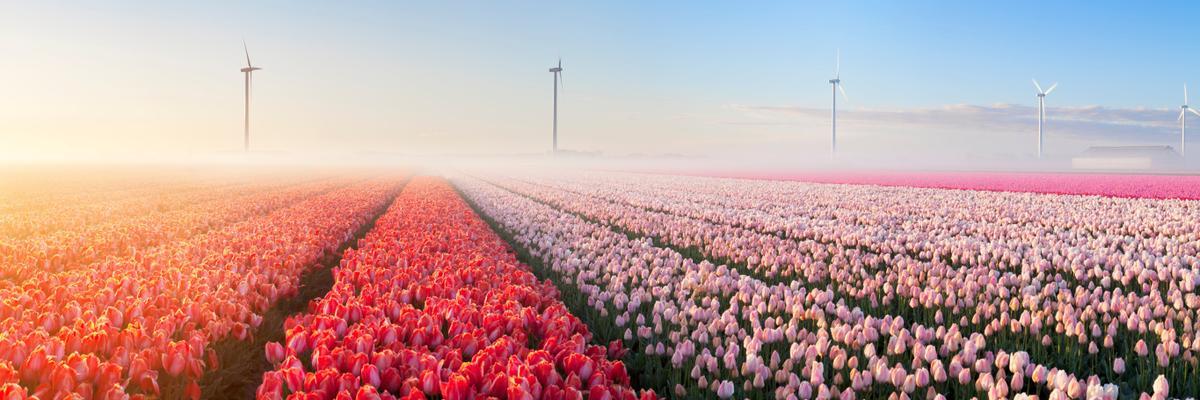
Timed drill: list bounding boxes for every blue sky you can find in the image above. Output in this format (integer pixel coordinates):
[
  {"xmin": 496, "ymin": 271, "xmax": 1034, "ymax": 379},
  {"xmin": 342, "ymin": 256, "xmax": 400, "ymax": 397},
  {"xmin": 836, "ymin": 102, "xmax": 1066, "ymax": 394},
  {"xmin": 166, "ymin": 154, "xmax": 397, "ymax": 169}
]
[{"xmin": 2, "ymin": 1, "xmax": 1198, "ymax": 160}]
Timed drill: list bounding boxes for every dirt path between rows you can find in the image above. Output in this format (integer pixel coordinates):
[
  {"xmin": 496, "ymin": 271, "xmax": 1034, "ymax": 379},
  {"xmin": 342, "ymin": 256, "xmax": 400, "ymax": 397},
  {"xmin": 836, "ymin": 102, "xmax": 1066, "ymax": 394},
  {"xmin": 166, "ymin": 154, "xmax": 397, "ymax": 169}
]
[{"xmin": 197, "ymin": 177, "xmax": 410, "ymax": 399}]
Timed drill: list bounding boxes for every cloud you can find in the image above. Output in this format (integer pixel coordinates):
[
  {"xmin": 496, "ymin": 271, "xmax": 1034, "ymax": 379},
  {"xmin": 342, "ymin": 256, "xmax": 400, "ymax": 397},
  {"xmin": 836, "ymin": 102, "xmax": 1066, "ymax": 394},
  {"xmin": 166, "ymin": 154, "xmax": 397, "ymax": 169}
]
[{"xmin": 726, "ymin": 103, "xmax": 1181, "ymax": 142}]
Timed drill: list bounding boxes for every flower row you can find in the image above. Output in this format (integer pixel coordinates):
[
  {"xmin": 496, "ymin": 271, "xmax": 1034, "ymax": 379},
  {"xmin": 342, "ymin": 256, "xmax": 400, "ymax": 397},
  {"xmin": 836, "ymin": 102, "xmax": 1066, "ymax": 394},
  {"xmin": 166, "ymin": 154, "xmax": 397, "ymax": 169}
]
[
  {"xmin": 1, "ymin": 176, "xmax": 347, "ymax": 282},
  {"xmin": 695, "ymin": 170, "xmax": 1200, "ymax": 200},
  {"xmin": 258, "ymin": 177, "xmax": 650, "ymax": 400},
  {"xmin": 453, "ymin": 173, "xmax": 1180, "ymax": 400},
  {"xmin": 0, "ymin": 175, "xmax": 405, "ymax": 399},
  {"xmin": 0, "ymin": 167, "xmax": 322, "ymax": 239},
  {"xmin": 479, "ymin": 172, "xmax": 1199, "ymax": 394}
]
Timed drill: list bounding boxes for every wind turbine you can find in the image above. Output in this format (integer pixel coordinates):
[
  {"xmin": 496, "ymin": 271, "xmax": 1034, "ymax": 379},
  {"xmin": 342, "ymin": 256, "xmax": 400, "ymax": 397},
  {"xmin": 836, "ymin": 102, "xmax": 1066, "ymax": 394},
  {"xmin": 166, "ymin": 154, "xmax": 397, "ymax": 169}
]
[
  {"xmin": 240, "ymin": 42, "xmax": 262, "ymax": 152},
  {"xmin": 1032, "ymin": 79, "xmax": 1057, "ymax": 158},
  {"xmin": 828, "ymin": 50, "xmax": 848, "ymax": 154},
  {"xmin": 549, "ymin": 58, "xmax": 564, "ymax": 153},
  {"xmin": 1180, "ymin": 84, "xmax": 1200, "ymax": 157}
]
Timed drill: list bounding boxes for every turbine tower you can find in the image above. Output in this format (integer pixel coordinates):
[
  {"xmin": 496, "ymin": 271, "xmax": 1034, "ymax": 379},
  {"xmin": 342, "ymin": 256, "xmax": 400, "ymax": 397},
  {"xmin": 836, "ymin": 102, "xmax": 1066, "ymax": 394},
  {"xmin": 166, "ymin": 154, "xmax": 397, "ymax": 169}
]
[
  {"xmin": 240, "ymin": 42, "xmax": 262, "ymax": 152},
  {"xmin": 1032, "ymin": 79, "xmax": 1057, "ymax": 158},
  {"xmin": 1180, "ymin": 84, "xmax": 1200, "ymax": 157},
  {"xmin": 549, "ymin": 58, "xmax": 564, "ymax": 153},
  {"xmin": 828, "ymin": 51, "xmax": 848, "ymax": 154}
]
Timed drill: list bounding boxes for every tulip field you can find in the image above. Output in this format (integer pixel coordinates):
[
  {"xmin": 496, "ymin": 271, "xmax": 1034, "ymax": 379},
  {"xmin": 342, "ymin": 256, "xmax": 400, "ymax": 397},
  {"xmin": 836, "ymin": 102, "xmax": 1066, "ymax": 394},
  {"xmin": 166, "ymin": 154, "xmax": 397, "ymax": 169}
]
[
  {"xmin": 684, "ymin": 171, "xmax": 1200, "ymax": 201},
  {"xmin": 3, "ymin": 168, "xmax": 1199, "ymax": 400},
  {"xmin": 0, "ymin": 169, "xmax": 408, "ymax": 399},
  {"xmin": 257, "ymin": 177, "xmax": 649, "ymax": 400},
  {"xmin": 451, "ymin": 171, "xmax": 1200, "ymax": 400}
]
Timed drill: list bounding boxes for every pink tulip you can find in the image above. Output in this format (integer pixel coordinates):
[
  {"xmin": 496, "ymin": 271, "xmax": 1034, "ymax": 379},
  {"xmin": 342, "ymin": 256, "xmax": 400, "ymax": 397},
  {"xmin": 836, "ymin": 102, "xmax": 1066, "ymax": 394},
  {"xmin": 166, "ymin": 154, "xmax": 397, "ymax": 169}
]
[
  {"xmin": 264, "ymin": 342, "xmax": 286, "ymax": 366},
  {"xmin": 1152, "ymin": 375, "xmax": 1169, "ymax": 396},
  {"xmin": 716, "ymin": 380, "xmax": 735, "ymax": 398},
  {"xmin": 1135, "ymin": 339, "xmax": 1149, "ymax": 357}
]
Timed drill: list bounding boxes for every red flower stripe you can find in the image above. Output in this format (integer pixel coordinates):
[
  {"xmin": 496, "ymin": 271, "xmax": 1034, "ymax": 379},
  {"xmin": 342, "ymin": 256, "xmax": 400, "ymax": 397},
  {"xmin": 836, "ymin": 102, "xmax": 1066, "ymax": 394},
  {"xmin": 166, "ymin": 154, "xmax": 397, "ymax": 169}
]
[
  {"xmin": 0, "ymin": 176, "xmax": 405, "ymax": 399},
  {"xmin": 257, "ymin": 177, "xmax": 653, "ymax": 400}
]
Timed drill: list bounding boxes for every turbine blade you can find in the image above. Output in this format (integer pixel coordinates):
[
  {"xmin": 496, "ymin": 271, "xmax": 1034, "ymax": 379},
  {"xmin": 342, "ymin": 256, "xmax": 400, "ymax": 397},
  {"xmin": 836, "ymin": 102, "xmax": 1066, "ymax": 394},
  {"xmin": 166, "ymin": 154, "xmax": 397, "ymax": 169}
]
[
  {"xmin": 1044, "ymin": 83, "xmax": 1058, "ymax": 95},
  {"xmin": 558, "ymin": 71, "xmax": 564, "ymax": 89},
  {"xmin": 1032, "ymin": 79, "xmax": 1043, "ymax": 94},
  {"xmin": 1191, "ymin": 108, "xmax": 1200, "ymax": 117},
  {"xmin": 1186, "ymin": 84, "xmax": 1189, "ymax": 105},
  {"xmin": 243, "ymin": 41, "xmax": 252, "ymax": 67},
  {"xmin": 838, "ymin": 83, "xmax": 848, "ymax": 102},
  {"xmin": 835, "ymin": 49, "xmax": 841, "ymax": 79}
]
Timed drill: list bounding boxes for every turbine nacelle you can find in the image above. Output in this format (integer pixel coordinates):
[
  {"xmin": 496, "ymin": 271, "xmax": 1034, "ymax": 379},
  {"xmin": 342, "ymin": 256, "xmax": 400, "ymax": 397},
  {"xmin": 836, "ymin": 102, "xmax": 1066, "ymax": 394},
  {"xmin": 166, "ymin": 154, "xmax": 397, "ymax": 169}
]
[
  {"xmin": 550, "ymin": 58, "xmax": 564, "ymax": 89},
  {"xmin": 1033, "ymin": 80, "xmax": 1057, "ymax": 97},
  {"xmin": 241, "ymin": 66, "xmax": 262, "ymax": 73},
  {"xmin": 1182, "ymin": 84, "xmax": 1200, "ymax": 121},
  {"xmin": 1183, "ymin": 105, "xmax": 1200, "ymax": 119}
]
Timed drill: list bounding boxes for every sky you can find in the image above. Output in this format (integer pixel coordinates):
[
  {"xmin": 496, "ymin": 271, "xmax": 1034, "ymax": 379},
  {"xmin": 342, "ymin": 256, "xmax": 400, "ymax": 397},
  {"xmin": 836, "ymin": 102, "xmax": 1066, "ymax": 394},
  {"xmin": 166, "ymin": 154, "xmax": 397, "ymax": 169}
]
[{"xmin": 2, "ymin": 1, "xmax": 1199, "ymax": 162}]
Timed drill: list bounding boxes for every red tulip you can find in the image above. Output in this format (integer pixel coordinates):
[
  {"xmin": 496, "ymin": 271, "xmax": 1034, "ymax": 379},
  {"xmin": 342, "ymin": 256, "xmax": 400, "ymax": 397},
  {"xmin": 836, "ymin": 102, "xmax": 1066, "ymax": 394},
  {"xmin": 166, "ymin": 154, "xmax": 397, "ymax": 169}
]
[
  {"xmin": 361, "ymin": 364, "xmax": 381, "ymax": 389},
  {"xmin": 440, "ymin": 373, "xmax": 470, "ymax": 400},
  {"xmin": 185, "ymin": 381, "xmax": 201, "ymax": 400},
  {"xmin": 398, "ymin": 391, "xmax": 426, "ymax": 400},
  {"xmin": 482, "ymin": 371, "xmax": 508, "ymax": 397},
  {"xmin": 287, "ymin": 331, "xmax": 309, "ymax": 355},
  {"xmin": 162, "ymin": 343, "xmax": 188, "ymax": 377},
  {"xmin": 381, "ymin": 367, "xmax": 404, "ymax": 393},
  {"xmin": 257, "ymin": 371, "xmax": 284, "ymax": 400},
  {"xmin": 50, "ymin": 363, "xmax": 77, "ymax": 392},
  {"xmin": 135, "ymin": 370, "xmax": 159, "ymax": 396},
  {"xmin": 19, "ymin": 347, "xmax": 48, "ymax": 382},
  {"xmin": 314, "ymin": 369, "xmax": 342, "ymax": 394},
  {"xmin": 543, "ymin": 385, "xmax": 564, "ymax": 400},
  {"xmin": 98, "ymin": 383, "xmax": 129, "ymax": 400},
  {"xmin": 337, "ymin": 372, "xmax": 360, "ymax": 393},
  {"xmin": 371, "ymin": 350, "xmax": 395, "ymax": 372},
  {"xmin": 282, "ymin": 366, "xmax": 305, "ymax": 393},
  {"xmin": 232, "ymin": 323, "xmax": 250, "ymax": 341},
  {"xmin": 418, "ymin": 370, "xmax": 439, "ymax": 396},
  {"xmin": 0, "ymin": 383, "xmax": 26, "ymax": 400},
  {"xmin": 347, "ymin": 352, "xmax": 368, "ymax": 376},
  {"xmin": 606, "ymin": 340, "xmax": 628, "ymax": 360},
  {"xmin": 313, "ymin": 352, "xmax": 337, "ymax": 371},
  {"xmin": 355, "ymin": 385, "xmax": 381, "ymax": 400},
  {"xmin": 206, "ymin": 348, "xmax": 221, "ymax": 372},
  {"xmin": 562, "ymin": 386, "xmax": 584, "ymax": 400},
  {"xmin": 606, "ymin": 361, "xmax": 629, "ymax": 386},
  {"xmin": 589, "ymin": 386, "xmax": 614, "ymax": 400},
  {"xmin": 563, "ymin": 353, "xmax": 595, "ymax": 382},
  {"xmin": 94, "ymin": 362, "xmax": 123, "ymax": 394},
  {"xmin": 508, "ymin": 382, "xmax": 536, "ymax": 400}
]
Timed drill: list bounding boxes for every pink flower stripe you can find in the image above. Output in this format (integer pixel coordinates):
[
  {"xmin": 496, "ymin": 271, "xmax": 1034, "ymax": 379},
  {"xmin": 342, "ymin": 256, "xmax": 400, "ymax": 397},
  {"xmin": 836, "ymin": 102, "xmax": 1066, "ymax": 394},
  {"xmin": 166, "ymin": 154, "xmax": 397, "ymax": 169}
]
[
  {"xmin": 683, "ymin": 170, "xmax": 1200, "ymax": 200},
  {"xmin": 454, "ymin": 171, "xmax": 1195, "ymax": 400}
]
